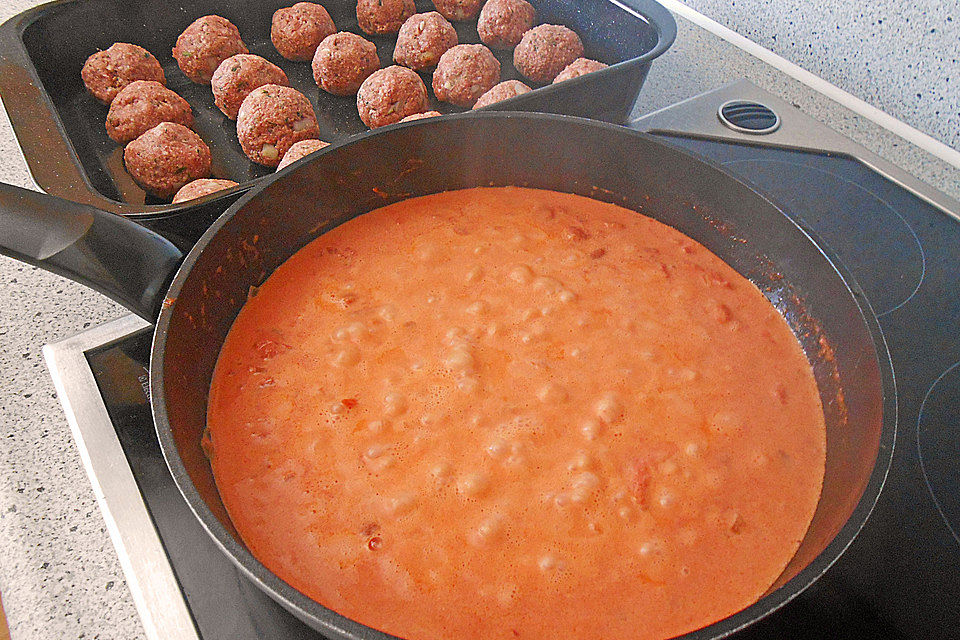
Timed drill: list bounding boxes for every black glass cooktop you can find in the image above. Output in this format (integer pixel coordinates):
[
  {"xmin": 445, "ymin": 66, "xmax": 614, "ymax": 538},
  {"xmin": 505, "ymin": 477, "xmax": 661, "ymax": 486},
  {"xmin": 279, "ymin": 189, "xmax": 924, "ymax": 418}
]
[{"xmin": 83, "ymin": 133, "xmax": 960, "ymax": 639}]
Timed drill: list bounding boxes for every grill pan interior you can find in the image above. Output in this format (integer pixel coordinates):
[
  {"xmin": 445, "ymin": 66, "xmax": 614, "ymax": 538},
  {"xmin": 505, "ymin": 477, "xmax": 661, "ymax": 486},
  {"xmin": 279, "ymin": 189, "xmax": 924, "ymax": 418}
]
[{"xmin": 9, "ymin": 0, "xmax": 669, "ymax": 208}]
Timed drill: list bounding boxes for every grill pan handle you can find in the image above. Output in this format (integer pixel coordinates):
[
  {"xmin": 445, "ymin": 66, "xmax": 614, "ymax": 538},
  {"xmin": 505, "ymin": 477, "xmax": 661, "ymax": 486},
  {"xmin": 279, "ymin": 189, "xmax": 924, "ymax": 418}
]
[{"xmin": 0, "ymin": 182, "xmax": 183, "ymax": 321}]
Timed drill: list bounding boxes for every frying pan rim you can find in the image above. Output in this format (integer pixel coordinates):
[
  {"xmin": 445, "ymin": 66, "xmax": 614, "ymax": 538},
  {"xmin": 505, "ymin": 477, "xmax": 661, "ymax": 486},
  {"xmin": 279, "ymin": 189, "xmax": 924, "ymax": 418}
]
[{"xmin": 150, "ymin": 110, "xmax": 896, "ymax": 639}]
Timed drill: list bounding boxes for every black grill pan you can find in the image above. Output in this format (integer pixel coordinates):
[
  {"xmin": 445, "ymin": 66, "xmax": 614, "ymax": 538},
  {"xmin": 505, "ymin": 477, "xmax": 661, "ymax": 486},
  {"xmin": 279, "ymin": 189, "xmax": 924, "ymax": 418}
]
[{"xmin": 0, "ymin": 0, "xmax": 675, "ymax": 230}]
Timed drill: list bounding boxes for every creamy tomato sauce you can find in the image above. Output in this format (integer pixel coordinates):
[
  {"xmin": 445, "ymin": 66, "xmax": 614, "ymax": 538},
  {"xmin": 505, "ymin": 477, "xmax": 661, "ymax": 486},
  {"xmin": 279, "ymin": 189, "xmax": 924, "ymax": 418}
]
[{"xmin": 207, "ymin": 187, "xmax": 825, "ymax": 640}]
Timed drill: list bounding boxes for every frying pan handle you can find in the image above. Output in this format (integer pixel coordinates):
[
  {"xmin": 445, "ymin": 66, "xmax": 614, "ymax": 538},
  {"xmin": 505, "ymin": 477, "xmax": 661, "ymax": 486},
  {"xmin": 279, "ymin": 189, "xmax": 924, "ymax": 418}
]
[{"xmin": 0, "ymin": 182, "xmax": 183, "ymax": 322}]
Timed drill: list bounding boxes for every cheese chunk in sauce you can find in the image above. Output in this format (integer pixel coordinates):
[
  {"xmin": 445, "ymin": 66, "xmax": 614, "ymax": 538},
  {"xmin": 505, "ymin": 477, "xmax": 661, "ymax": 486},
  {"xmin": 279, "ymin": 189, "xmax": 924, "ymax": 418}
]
[{"xmin": 207, "ymin": 187, "xmax": 826, "ymax": 640}]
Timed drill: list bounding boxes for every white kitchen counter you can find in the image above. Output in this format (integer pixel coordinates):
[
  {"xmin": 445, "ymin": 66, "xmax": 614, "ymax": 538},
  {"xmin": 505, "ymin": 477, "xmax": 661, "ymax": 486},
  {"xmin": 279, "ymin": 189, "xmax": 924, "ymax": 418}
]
[
  {"xmin": 0, "ymin": 1, "xmax": 958, "ymax": 639},
  {"xmin": 681, "ymin": 0, "xmax": 960, "ymax": 150}
]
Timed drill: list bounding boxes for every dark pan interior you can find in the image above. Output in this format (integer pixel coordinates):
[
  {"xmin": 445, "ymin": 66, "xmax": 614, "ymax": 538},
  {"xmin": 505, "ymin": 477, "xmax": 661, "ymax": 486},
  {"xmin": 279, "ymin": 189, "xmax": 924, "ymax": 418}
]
[
  {"xmin": 19, "ymin": 0, "xmax": 662, "ymax": 207},
  {"xmin": 154, "ymin": 113, "xmax": 893, "ymax": 639}
]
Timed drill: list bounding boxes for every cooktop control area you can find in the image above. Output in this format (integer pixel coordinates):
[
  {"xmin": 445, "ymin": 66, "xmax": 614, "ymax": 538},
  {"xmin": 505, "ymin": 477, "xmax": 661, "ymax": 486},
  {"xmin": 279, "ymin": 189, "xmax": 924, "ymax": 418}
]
[{"xmin": 48, "ymin": 83, "xmax": 960, "ymax": 639}]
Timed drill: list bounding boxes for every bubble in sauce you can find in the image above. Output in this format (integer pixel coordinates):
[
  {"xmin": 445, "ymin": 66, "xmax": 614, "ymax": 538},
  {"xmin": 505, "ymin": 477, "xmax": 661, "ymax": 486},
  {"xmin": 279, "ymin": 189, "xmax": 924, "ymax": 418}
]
[
  {"xmin": 332, "ymin": 344, "xmax": 360, "ymax": 367},
  {"xmin": 537, "ymin": 382, "xmax": 568, "ymax": 404},
  {"xmin": 508, "ymin": 264, "xmax": 534, "ymax": 284},
  {"xmin": 383, "ymin": 392, "xmax": 408, "ymax": 417},
  {"xmin": 594, "ymin": 392, "xmax": 623, "ymax": 424},
  {"xmin": 581, "ymin": 418, "xmax": 602, "ymax": 441},
  {"xmin": 458, "ymin": 472, "xmax": 489, "ymax": 497}
]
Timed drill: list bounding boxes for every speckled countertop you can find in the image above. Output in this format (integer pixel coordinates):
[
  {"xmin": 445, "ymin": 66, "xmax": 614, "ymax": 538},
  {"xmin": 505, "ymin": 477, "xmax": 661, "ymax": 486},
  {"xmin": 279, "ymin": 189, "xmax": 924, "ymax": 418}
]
[{"xmin": 0, "ymin": 1, "xmax": 958, "ymax": 639}]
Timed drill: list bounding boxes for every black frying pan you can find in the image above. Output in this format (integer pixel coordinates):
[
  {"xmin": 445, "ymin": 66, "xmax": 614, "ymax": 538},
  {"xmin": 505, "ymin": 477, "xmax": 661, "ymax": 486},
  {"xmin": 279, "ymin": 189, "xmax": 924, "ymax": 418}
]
[{"xmin": 0, "ymin": 112, "xmax": 895, "ymax": 639}]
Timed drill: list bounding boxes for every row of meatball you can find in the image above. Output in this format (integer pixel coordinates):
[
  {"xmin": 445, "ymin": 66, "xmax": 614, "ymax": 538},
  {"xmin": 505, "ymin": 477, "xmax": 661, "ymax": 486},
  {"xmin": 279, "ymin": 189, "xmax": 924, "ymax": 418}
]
[
  {"xmin": 120, "ymin": 84, "xmax": 329, "ymax": 202},
  {"xmin": 79, "ymin": 45, "xmax": 223, "ymax": 201},
  {"xmin": 80, "ymin": 9, "xmax": 333, "ymax": 200},
  {"xmin": 80, "ymin": 2, "xmax": 608, "ymax": 200},
  {"xmin": 345, "ymin": 1, "xmax": 608, "ymax": 126},
  {"xmin": 81, "ymin": 0, "xmax": 605, "ymax": 108},
  {"xmin": 84, "ymin": 0, "xmax": 606, "ymax": 120},
  {"xmin": 82, "ymin": 75, "xmax": 325, "ymax": 201},
  {"xmin": 385, "ymin": 0, "xmax": 606, "ymax": 86},
  {"xmin": 355, "ymin": 42, "xmax": 605, "ymax": 129},
  {"xmin": 342, "ymin": 0, "xmax": 608, "ymax": 117}
]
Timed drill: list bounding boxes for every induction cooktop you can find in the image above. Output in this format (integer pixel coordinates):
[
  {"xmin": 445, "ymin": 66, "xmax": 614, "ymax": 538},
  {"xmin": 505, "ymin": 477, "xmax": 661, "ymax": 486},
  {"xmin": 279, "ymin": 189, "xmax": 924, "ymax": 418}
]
[{"xmin": 44, "ymin": 82, "xmax": 960, "ymax": 639}]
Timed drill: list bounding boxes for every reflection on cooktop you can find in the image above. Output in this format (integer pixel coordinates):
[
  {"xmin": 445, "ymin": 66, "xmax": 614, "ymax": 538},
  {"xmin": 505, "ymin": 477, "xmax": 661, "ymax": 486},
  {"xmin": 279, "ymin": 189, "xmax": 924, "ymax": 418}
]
[
  {"xmin": 917, "ymin": 361, "xmax": 960, "ymax": 547},
  {"xmin": 719, "ymin": 159, "xmax": 925, "ymax": 316}
]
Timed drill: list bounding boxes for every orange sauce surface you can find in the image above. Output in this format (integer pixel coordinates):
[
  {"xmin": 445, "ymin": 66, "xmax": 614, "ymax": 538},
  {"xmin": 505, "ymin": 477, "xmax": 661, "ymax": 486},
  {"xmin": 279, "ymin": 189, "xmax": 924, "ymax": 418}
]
[{"xmin": 207, "ymin": 187, "xmax": 825, "ymax": 640}]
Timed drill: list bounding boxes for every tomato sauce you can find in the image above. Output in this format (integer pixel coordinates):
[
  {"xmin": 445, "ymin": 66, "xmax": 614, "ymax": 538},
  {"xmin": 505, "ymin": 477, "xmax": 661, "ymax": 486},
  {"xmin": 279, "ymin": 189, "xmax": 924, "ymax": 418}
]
[{"xmin": 207, "ymin": 187, "xmax": 825, "ymax": 640}]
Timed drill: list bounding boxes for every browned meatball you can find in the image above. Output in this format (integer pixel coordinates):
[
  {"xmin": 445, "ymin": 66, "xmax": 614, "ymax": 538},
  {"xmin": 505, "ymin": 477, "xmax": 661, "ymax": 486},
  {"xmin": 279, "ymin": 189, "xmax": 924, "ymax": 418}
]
[
  {"xmin": 357, "ymin": 0, "xmax": 415, "ymax": 35},
  {"xmin": 472, "ymin": 79, "xmax": 530, "ymax": 109},
  {"xmin": 433, "ymin": 44, "xmax": 500, "ymax": 108},
  {"xmin": 514, "ymin": 24, "xmax": 584, "ymax": 83},
  {"xmin": 477, "ymin": 0, "xmax": 535, "ymax": 49},
  {"xmin": 173, "ymin": 15, "xmax": 248, "ymax": 84},
  {"xmin": 236, "ymin": 84, "xmax": 320, "ymax": 166},
  {"xmin": 172, "ymin": 178, "xmax": 239, "ymax": 203},
  {"xmin": 393, "ymin": 12, "xmax": 458, "ymax": 71},
  {"xmin": 271, "ymin": 2, "xmax": 336, "ymax": 62},
  {"xmin": 357, "ymin": 66, "xmax": 428, "ymax": 128},
  {"xmin": 124, "ymin": 123, "xmax": 211, "ymax": 198},
  {"xmin": 212, "ymin": 54, "xmax": 290, "ymax": 120},
  {"xmin": 81, "ymin": 43, "xmax": 166, "ymax": 105},
  {"xmin": 277, "ymin": 139, "xmax": 330, "ymax": 170},
  {"xmin": 431, "ymin": 0, "xmax": 484, "ymax": 21},
  {"xmin": 399, "ymin": 110, "xmax": 442, "ymax": 122},
  {"xmin": 553, "ymin": 57, "xmax": 608, "ymax": 83},
  {"xmin": 312, "ymin": 32, "xmax": 381, "ymax": 96},
  {"xmin": 105, "ymin": 81, "xmax": 193, "ymax": 144}
]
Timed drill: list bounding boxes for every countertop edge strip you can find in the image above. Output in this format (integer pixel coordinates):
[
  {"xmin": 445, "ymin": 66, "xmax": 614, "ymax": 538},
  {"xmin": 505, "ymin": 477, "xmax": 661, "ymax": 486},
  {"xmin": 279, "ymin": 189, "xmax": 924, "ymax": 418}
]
[{"xmin": 41, "ymin": 315, "xmax": 198, "ymax": 640}]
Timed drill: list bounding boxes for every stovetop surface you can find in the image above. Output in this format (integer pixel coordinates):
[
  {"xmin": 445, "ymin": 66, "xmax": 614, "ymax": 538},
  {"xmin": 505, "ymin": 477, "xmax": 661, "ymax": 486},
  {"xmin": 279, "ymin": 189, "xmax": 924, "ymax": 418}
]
[{"xmin": 75, "ymin": 97, "xmax": 960, "ymax": 639}]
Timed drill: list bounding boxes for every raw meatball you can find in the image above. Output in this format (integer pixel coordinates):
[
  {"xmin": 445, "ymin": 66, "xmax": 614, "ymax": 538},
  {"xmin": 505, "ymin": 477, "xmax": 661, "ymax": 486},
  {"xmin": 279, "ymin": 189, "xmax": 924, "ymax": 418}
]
[
  {"xmin": 514, "ymin": 24, "xmax": 584, "ymax": 83},
  {"xmin": 81, "ymin": 43, "xmax": 166, "ymax": 105},
  {"xmin": 312, "ymin": 32, "xmax": 380, "ymax": 96},
  {"xmin": 433, "ymin": 44, "xmax": 500, "ymax": 108},
  {"xmin": 172, "ymin": 178, "xmax": 239, "ymax": 203},
  {"xmin": 271, "ymin": 2, "xmax": 336, "ymax": 62},
  {"xmin": 357, "ymin": 66, "xmax": 428, "ymax": 128},
  {"xmin": 472, "ymin": 79, "xmax": 530, "ymax": 109},
  {"xmin": 124, "ymin": 123, "xmax": 211, "ymax": 198},
  {"xmin": 477, "ymin": 0, "xmax": 535, "ymax": 49},
  {"xmin": 553, "ymin": 57, "xmax": 608, "ymax": 83},
  {"xmin": 105, "ymin": 81, "xmax": 193, "ymax": 144},
  {"xmin": 357, "ymin": 0, "xmax": 415, "ymax": 35},
  {"xmin": 236, "ymin": 84, "xmax": 320, "ymax": 167},
  {"xmin": 173, "ymin": 15, "xmax": 248, "ymax": 84},
  {"xmin": 277, "ymin": 139, "xmax": 330, "ymax": 170},
  {"xmin": 212, "ymin": 54, "xmax": 289, "ymax": 120},
  {"xmin": 393, "ymin": 12, "xmax": 458, "ymax": 71},
  {"xmin": 431, "ymin": 0, "xmax": 484, "ymax": 21},
  {"xmin": 400, "ymin": 110, "xmax": 442, "ymax": 122}
]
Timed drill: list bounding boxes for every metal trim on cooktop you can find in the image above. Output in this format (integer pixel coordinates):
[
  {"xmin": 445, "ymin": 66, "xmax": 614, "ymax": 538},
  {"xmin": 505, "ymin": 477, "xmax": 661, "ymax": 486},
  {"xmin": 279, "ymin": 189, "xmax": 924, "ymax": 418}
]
[
  {"xmin": 631, "ymin": 80, "xmax": 960, "ymax": 223},
  {"xmin": 43, "ymin": 315, "xmax": 199, "ymax": 640}
]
